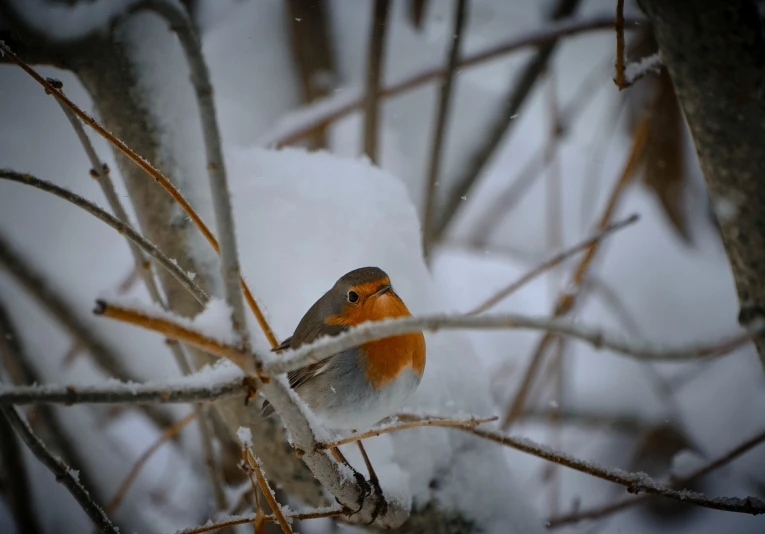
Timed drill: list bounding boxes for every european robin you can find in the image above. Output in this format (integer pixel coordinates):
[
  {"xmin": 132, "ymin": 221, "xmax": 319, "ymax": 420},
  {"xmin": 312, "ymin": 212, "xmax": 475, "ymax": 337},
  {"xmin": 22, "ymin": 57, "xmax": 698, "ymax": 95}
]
[{"xmin": 262, "ymin": 267, "xmax": 426, "ymax": 431}]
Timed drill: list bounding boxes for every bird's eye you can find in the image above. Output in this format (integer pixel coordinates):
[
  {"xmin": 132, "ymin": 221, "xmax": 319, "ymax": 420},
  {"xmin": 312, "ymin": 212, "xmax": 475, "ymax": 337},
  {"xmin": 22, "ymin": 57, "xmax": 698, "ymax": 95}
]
[{"xmin": 347, "ymin": 291, "xmax": 359, "ymax": 303}]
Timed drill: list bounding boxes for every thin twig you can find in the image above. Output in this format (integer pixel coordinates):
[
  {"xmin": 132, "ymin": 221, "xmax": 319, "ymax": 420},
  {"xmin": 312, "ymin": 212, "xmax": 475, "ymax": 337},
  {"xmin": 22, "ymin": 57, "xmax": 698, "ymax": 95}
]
[
  {"xmin": 318, "ymin": 415, "xmax": 496, "ymax": 449},
  {"xmin": 431, "ymin": 0, "xmax": 582, "ymax": 244},
  {"xmin": 0, "ymin": 170, "xmax": 208, "ymax": 305},
  {"xmin": 501, "ymin": 116, "xmax": 649, "ymax": 430},
  {"xmin": 274, "ymin": 15, "xmax": 640, "ymax": 147},
  {"xmin": 363, "ymin": 0, "xmax": 391, "ymax": 164},
  {"xmin": 547, "ymin": 427, "xmax": 765, "ymax": 527},
  {"xmin": 462, "ymin": 426, "xmax": 765, "ymax": 516},
  {"xmin": 0, "ymin": 43, "xmax": 278, "ymax": 348},
  {"xmin": 173, "ymin": 508, "xmax": 344, "ymax": 534},
  {"xmin": 93, "ymin": 301, "xmax": 250, "ymax": 371},
  {"xmin": 613, "ymin": 0, "xmax": 629, "ymax": 89},
  {"xmin": 107, "ymin": 411, "xmax": 197, "ymax": 514},
  {"xmin": 468, "ymin": 214, "xmax": 638, "ymax": 314},
  {"xmin": 243, "ymin": 444, "xmax": 293, "ymax": 533},
  {"xmin": 422, "ymin": 0, "xmax": 468, "ymax": 258},
  {"xmin": 0, "ymin": 377, "xmax": 246, "ymax": 406},
  {"xmin": 0, "ymin": 406, "xmax": 119, "ymax": 533}
]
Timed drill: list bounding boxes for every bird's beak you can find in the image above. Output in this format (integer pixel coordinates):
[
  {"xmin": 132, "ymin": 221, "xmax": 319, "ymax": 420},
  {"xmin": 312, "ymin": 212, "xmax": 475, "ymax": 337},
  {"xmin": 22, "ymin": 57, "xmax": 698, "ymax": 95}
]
[{"xmin": 373, "ymin": 283, "xmax": 391, "ymax": 297}]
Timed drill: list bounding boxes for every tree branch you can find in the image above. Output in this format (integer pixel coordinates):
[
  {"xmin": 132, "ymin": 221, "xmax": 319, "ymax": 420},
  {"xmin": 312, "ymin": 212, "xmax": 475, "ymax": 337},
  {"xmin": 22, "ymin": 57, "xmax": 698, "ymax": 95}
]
[
  {"xmin": 0, "ymin": 405, "xmax": 119, "ymax": 533},
  {"xmin": 637, "ymin": 0, "xmax": 765, "ymax": 372}
]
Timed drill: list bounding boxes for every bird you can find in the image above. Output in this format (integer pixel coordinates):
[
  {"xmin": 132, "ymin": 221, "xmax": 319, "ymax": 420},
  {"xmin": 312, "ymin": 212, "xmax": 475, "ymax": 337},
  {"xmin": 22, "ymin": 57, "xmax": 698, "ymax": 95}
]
[{"xmin": 261, "ymin": 266, "xmax": 426, "ymax": 432}]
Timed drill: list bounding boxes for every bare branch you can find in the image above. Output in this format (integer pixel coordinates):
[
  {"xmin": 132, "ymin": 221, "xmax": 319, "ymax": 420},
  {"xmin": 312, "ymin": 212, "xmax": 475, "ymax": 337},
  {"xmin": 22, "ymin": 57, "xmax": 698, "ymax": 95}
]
[
  {"xmin": 0, "ymin": 405, "xmax": 119, "ymax": 533},
  {"xmin": 0, "ymin": 170, "xmax": 209, "ymax": 305},
  {"xmin": 463, "ymin": 426, "xmax": 765, "ymax": 516},
  {"xmin": 318, "ymin": 414, "xmax": 496, "ymax": 449},
  {"xmin": 274, "ymin": 15, "xmax": 642, "ymax": 147},
  {"xmin": 363, "ymin": 0, "xmax": 391, "ymax": 163},
  {"xmin": 467, "ymin": 214, "xmax": 639, "ymax": 314},
  {"xmin": 613, "ymin": 0, "xmax": 628, "ymax": 89},
  {"xmin": 422, "ymin": 0, "xmax": 468, "ymax": 258}
]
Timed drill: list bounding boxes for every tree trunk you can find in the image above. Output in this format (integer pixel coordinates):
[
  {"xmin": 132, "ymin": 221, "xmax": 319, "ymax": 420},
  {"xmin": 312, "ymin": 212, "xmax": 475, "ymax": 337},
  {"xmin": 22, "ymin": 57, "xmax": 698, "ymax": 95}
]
[{"xmin": 638, "ymin": 0, "xmax": 765, "ymax": 370}]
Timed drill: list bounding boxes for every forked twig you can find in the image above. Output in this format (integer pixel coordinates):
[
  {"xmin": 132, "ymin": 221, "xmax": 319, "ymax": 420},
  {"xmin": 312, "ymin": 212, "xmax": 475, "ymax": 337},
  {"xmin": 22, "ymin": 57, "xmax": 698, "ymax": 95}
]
[
  {"xmin": 468, "ymin": 214, "xmax": 639, "ymax": 314},
  {"xmin": 173, "ymin": 508, "xmax": 343, "ymax": 534}
]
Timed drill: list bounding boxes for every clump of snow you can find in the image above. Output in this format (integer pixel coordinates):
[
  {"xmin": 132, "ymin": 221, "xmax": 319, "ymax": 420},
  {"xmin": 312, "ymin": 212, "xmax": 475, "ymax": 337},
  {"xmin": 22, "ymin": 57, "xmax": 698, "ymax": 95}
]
[
  {"xmin": 624, "ymin": 52, "xmax": 663, "ymax": 84},
  {"xmin": 236, "ymin": 426, "xmax": 253, "ymax": 447},
  {"xmin": 227, "ymin": 146, "xmax": 544, "ymax": 531}
]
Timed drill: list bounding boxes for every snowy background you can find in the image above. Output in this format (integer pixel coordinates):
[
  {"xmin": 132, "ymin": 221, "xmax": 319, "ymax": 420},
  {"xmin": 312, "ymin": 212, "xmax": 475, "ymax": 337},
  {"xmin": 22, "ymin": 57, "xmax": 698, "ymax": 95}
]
[{"xmin": 1, "ymin": 0, "xmax": 764, "ymax": 533}]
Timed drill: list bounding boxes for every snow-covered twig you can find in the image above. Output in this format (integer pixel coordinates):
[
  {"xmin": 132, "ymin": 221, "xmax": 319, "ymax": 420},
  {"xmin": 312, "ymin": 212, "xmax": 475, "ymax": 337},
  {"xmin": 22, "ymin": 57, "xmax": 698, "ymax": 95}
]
[
  {"xmin": 242, "ymin": 442, "xmax": 293, "ymax": 533},
  {"xmin": 463, "ymin": 426, "xmax": 765, "ymax": 516},
  {"xmin": 318, "ymin": 414, "xmax": 496, "ymax": 449},
  {"xmin": 272, "ymin": 15, "xmax": 641, "ymax": 147},
  {"xmin": 107, "ymin": 411, "xmax": 197, "ymax": 514},
  {"xmin": 423, "ymin": 0, "xmax": 467, "ymax": 258},
  {"xmin": 172, "ymin": 508, "xmax": 344, "ymax": 534},
  {"xmin": 468, "ymin": 214, "xmax": 639, "ymax": 314},
  {"xmin": 0, "ymin": 170, "xmax": 209, "ymax": 305},
  {"xmin": 265, "ymin": 310, "xmax": 755, "ymax": 377},
  {"xmin": 547, "ymin": 426, "xmax": 765, "ymax": 527},
  {"xmin": 0, "ymin": 44, "xmax": 277, "ymax": 346},
  {"xmin": 362, "ymin": 0, "xmax": 390, "ymax": 163},
  {"xmin": 0, "ymin": 377, "xmax": 246, "ymax": 406},
  {"xmin": 501, "ymin": 118, "xmax": 649, "ymax": 429},
  {"xmin": 0, "ymin": 405, "xmax": 119, "ymax": 533}
]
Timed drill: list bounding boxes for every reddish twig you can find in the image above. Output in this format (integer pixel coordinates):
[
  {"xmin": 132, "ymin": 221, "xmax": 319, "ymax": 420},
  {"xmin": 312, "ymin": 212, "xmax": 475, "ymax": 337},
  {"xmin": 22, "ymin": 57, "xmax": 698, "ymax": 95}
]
[{"xmin": 613, "ymin": 0, "xmax": 629, "ymax": 89}]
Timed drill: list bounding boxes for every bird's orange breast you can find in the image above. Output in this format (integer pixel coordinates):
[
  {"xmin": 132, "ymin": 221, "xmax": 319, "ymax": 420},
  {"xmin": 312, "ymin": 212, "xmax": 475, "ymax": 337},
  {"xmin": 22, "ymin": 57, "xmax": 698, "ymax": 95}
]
[{"xmin": 326, "ymin": 290, "xmax": 426, "ymax": 389}]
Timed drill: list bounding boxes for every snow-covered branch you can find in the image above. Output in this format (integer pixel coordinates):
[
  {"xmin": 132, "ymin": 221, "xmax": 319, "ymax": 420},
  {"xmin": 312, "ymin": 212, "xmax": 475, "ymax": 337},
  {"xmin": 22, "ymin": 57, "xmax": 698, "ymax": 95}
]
[
  {"xmin": 464, "ymin": 426, "xmax": 765, "ymax": 516},
  {"xmin": 265, "ymin": 311, "xmax": 757, "ymax": 377},
  {"xmin": 0, "ymin": 406, "xmax": 119, "ymax": 533},
  {"xmin": 0, "ymin": 369, "xmax": 246, "ymax": 406}
]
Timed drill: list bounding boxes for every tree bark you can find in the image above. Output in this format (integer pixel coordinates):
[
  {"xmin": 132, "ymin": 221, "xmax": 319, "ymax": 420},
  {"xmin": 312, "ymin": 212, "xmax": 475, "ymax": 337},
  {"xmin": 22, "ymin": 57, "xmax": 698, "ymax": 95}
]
[{"xmin": 638, "ymin": 0, "xmax": 765, "ymax": 370}]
